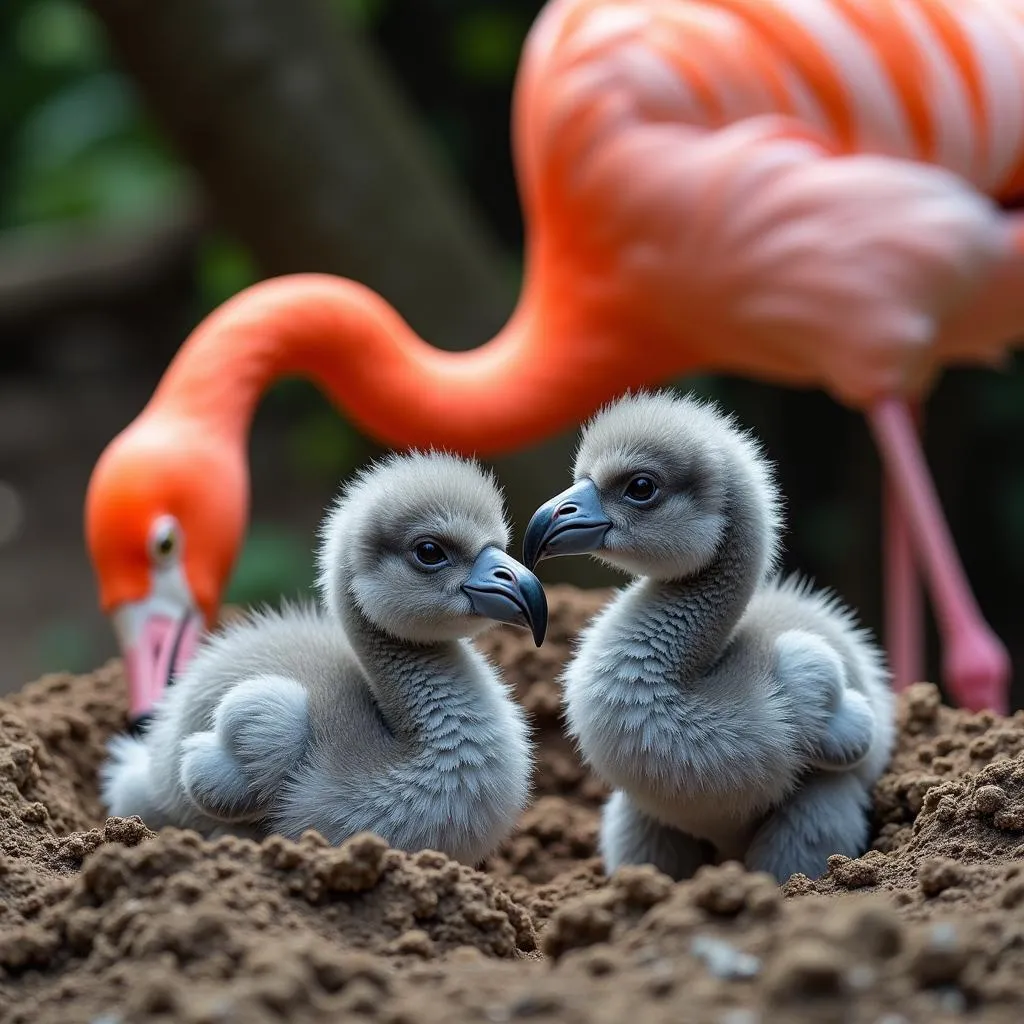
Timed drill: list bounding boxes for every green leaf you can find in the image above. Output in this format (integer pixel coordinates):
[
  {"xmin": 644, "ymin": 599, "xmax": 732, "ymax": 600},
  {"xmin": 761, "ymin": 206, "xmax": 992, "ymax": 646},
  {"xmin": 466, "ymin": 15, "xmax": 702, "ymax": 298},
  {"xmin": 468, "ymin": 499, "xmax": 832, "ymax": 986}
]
[
  {"xmin": 16, "ymin": 0, "xmax": 107, "ymax": 71},
  {"xmin": 225, "ymin": 523, "xmax": 315, "ymax": 607},
  {"xmin": 9, "ymin": 138, "xmax": 188, "ymax": 225},
  {"xmin": 197, "ymin": 233, "xmax": 259, "ymax": 313},
  {"xmin": 15, "ymin": 72, "xmax": 138, "ymax": 171},
  {"xmin": 451, "ymin": 10, "xmax": 525, "ymax": 83},
  {"xmin": 287, "ymin": 407, "xmax": 362, "ymax": 482},
  {"xmin": 35, "ymin": 619, "xmax": 97, "ymax": 675},
  {"xmin": 331, "ymin": 0, "xmax": 388, "ymax": 27}
]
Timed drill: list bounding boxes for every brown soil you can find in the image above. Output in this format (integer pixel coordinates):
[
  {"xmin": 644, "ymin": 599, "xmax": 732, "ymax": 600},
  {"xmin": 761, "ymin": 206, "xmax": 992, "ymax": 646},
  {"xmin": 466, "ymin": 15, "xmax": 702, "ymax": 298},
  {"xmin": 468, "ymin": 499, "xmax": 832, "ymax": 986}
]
[{"xmin": 1, "ymin": 584, "xmax": 1023, "ymax": 1023}]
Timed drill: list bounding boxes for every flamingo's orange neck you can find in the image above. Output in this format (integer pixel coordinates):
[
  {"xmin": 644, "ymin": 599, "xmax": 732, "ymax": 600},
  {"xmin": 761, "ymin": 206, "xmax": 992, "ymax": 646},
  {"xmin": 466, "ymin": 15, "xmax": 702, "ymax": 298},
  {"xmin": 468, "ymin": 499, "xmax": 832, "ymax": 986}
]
[{"xmin": 140, "ymin": 262, "xmax": 653, "ymax": 456}]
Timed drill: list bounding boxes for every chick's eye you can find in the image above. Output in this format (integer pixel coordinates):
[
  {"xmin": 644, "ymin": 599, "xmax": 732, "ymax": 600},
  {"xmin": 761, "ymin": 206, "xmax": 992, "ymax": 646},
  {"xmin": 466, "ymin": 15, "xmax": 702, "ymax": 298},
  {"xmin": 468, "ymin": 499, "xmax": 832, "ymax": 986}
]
[
  {"xmin": 414, "ymin": 540, "xmax": 448, "ymax": 567},
  {"xmin": 624, "ymin": 475, "xmax": 658, "ymax": 503}
]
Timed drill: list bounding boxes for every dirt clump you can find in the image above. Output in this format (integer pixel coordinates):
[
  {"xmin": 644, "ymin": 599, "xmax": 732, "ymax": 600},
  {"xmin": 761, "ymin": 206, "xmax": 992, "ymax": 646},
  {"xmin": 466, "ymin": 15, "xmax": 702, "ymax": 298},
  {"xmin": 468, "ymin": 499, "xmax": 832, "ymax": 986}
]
[
  {"xmin": 0, "ymin": 584, "xmax": 1023, "ymax": 1022},
  {"xmin": 0, "ymin": 825, "xmax": 534, "ymax": 1024}
]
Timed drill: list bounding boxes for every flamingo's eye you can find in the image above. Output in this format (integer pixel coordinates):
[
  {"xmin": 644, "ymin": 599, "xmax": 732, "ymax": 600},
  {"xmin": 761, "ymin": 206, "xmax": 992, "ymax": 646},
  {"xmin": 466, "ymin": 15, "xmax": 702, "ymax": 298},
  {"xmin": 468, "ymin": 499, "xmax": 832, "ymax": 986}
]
[{"xmin": 148, "ymin": 516, "xmax": 181, "ymax": 565}]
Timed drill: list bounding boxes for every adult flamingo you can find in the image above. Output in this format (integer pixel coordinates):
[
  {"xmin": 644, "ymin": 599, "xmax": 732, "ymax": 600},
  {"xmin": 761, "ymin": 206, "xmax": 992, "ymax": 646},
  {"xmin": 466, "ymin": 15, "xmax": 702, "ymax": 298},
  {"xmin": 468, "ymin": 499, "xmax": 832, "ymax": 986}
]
[{"xmin": 87, "ymin": 0, "xmax": 1024, "ymax": 731}]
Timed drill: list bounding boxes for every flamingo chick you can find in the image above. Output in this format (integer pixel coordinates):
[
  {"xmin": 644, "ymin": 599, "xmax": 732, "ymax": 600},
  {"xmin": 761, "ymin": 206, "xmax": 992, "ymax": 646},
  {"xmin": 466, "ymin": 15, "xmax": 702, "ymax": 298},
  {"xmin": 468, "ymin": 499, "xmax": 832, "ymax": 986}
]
[
  {"xmin": 100, "ymin": 452, "xmax": 546, "ymax": 864},
  {"xmin": 523, "ymin": 391, "xmax": 895, "ymax": 883}
]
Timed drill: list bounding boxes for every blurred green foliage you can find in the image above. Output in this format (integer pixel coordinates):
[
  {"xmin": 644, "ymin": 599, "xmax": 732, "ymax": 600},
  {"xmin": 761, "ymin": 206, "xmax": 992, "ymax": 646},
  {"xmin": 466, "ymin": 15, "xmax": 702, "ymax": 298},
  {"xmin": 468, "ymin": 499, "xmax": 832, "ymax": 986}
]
[
  {"xmin": 451, "ymin": 9, "xmax": 525, "ymax": 83},
  {"xmin": 195, "ymin": 232, "xmax": 260, "ymax": 314},
  {"xmin": 225, "ymin": 524, "xmax": 316, "ymax": 608},
  {"xmin": 1, "ymin": 0, "xmax": 188, "ymax": 227},
  {"xmin": 332, "ymin": 0, "xmax": 388, "ymax": 27},
  {"xmin": 33, "ymin": 619, "xmax": 96, "ymax": 676}
]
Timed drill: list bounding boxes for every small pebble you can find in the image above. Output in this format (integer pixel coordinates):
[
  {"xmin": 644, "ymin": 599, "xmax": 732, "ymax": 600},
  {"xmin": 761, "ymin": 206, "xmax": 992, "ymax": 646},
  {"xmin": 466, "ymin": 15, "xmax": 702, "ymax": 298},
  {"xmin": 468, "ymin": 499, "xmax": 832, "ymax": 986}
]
[
  {"xmin": 930, "ymin": 923, "xmax": 959, "ymax": 951},
  {"xmin": 690, "ymin": 935, "xmax": 762, "ymax": 979},
  {"xmin": 934, "ymin": 987, "xmax": 967, "ymax": 1014},
  {"xmin": 718, "ymin": 1011, "xmax": 760, "ymax": 1024},
  {"xmin": 846, "ymin": 964, "xmax": 876, "ymax": 990},
  {"xmin": 909, "ymin": 923, "xmax": 966, "ymax": 986}
]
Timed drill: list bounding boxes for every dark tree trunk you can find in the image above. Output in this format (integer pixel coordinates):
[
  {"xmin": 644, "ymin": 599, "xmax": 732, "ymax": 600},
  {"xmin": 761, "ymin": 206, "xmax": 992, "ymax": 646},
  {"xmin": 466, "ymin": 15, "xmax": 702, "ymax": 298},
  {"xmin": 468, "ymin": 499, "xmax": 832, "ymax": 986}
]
[{"xmin": 85, "ymin": 0, "xmax": 514, "ymax": 350}]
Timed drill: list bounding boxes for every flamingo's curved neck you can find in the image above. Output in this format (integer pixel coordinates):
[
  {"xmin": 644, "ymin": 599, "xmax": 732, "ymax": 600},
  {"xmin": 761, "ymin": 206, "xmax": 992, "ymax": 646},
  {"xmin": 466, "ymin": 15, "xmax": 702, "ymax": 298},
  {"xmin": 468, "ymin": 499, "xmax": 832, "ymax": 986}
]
[{"xmin": 144, "ymin": 264, "xmax": 634, "ymax": 456}]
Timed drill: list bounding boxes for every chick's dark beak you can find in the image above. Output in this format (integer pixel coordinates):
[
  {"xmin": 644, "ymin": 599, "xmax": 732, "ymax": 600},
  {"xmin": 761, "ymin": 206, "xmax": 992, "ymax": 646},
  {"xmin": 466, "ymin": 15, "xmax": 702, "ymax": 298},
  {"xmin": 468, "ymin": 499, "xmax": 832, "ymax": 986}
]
[
  {"xmin": 523, "ymin": 478, "xmax": 611, "ymax": 570},
  {"xmin": 463, "ymin": 546, "xmax": 549, "ymax": 647}
]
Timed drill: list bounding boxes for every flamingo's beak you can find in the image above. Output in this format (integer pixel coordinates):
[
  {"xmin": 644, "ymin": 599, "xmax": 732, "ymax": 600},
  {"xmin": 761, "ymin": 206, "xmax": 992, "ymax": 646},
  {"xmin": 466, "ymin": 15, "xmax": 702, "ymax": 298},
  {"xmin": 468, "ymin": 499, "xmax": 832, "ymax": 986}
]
[{"xmin": 111, "ymin": 594, "xmax": 203, "ymax": 735}]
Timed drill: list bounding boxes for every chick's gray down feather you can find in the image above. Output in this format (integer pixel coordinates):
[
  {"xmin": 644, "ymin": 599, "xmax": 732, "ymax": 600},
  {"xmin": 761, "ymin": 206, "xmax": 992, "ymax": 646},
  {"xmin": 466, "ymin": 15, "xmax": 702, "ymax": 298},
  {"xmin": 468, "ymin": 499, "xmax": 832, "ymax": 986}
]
[
  {"xmin": 100, "ymin": 451, "xmax": 540, "ymax": 866},
  {"xmin": 527, "ymin": 390, "xmax": 896, "ymax": 883}
]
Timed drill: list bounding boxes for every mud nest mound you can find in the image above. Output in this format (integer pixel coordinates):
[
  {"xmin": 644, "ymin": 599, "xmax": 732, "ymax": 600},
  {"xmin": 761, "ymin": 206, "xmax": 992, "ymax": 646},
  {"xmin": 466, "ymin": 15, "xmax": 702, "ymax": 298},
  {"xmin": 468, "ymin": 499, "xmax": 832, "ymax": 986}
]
[{"xmin": 2, "ymin": 584, "xmax": 1024, "ymax": 1023}]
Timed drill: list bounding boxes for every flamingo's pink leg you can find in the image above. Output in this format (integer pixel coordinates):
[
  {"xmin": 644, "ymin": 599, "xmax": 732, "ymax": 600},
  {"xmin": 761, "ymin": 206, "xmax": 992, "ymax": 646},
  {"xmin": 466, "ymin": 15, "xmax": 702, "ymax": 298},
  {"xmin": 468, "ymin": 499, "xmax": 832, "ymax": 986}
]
[
  {"xmin": 867, "ymin": 398, "xmax": 1010, "ymax": 714},
  {"xmin": 883, "ymin": 403, "xmax": 924, "ymax": 691}
]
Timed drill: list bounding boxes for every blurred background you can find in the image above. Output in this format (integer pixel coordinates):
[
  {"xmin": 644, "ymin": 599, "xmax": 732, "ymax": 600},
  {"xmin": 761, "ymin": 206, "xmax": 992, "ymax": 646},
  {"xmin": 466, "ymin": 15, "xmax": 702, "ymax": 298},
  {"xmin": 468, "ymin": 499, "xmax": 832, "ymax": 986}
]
[{"xmin": 0, "ymin": 0, "xmax": 1022, "ymax": 705}]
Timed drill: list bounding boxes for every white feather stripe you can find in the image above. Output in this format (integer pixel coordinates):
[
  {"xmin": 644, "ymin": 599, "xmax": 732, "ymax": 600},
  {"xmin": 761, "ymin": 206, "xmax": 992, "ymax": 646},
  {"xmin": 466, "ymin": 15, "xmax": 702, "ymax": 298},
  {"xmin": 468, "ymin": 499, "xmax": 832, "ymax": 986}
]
[
  {"xmin": 959, "ymin": 2, "xmax": 1024, "ymax": 195},
  {"xmin": 743, "ymin": 0, "xmax": 913, "ymax": 155},
  {"xmin": 889, "ymin": 0, "xmax": 980, "ymax": 181},
  {"xmin": 669, "ymin": 6, "xmax": 779, "ymax": 124}
]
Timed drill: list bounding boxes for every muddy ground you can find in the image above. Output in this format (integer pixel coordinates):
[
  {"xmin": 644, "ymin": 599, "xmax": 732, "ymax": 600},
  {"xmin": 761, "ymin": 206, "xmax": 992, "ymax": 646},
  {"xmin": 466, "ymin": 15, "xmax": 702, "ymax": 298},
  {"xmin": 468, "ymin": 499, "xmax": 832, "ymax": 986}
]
[{"xmin": 1, "ymin": 585, "xmax": 1024, "ymax": 1023}]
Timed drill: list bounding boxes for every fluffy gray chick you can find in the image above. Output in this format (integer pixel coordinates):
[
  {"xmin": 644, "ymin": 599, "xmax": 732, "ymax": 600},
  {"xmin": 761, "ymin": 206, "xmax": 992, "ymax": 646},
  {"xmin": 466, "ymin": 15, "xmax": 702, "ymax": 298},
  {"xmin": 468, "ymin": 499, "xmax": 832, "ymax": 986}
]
[
  {"xmin": 523, "ymin": 390, "xmax": 895, "ymax": 883},
  {"xmin": 100, "ymin": 451, "xmax": 546, "ymax": 865}
]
